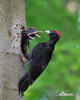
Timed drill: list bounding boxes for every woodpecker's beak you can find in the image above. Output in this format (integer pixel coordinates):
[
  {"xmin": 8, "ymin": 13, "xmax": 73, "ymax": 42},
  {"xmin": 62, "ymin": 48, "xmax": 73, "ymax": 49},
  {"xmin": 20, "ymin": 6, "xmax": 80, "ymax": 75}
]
[
  {"xmin": 28, "ymin": 31, "xmax": 41, "ymax": 39},
  {"xmin": 44, "ymin": 30, "xmax": 51, "ymax": 34}
]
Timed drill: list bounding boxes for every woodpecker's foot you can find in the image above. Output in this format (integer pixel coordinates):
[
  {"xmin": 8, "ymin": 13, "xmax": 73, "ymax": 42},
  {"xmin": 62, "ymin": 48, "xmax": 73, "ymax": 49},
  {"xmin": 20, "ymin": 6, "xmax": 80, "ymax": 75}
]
[{"xmin": 21, "ymin": 55, "xmax": 27, "ymax": 63}]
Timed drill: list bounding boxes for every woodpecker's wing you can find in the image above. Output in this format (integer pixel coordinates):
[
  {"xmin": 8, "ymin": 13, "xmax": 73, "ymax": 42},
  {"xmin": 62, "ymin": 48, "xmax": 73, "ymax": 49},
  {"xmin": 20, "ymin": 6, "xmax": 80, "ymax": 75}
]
[
  {"xmin": 31, "ymin": 42, "xmax": 53, "ymax": 64},
  {"xmin": 28, "ymin": 60, "xmax": 42, "ymax": 85},
  {"xmin": 27, "ymin": 42, "xmax": 53, "ymax": 85}
]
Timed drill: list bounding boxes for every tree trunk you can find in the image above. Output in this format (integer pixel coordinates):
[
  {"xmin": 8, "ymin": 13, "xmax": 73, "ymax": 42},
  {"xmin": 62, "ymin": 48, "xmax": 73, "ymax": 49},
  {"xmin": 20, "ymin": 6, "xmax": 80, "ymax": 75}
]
[{"xmin": 0, "ymin": 0, "xmax": 26, "ymax": 100}]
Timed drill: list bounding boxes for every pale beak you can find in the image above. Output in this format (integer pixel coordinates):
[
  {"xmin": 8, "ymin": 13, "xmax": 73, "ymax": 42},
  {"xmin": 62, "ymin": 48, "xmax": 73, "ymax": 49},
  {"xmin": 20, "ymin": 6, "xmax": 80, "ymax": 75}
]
[
  {"xmin": 28, "ymin": 31, "xmax": 41, "ymax": 38},
  {"xmin": 44, "ymin": 30, "xmax": 51, "ymax": 34},
  {"xmin": 29, "ymin": 36, "xmax": 35, "ymax": 40},
  {"xmin": 28, "ymin": 31, "xmax": 41, "ymax": 39},
  {"xmin": 35, "ymin": 34, "xmax": 41, "ymax": 38}
]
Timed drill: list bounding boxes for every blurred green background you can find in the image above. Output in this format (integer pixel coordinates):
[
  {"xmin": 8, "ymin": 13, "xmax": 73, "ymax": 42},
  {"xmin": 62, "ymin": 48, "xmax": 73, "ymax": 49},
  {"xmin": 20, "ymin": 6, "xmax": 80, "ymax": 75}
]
[{"xmin": 24, "ymin": 0, "xmax": 80, "ymax": 100}]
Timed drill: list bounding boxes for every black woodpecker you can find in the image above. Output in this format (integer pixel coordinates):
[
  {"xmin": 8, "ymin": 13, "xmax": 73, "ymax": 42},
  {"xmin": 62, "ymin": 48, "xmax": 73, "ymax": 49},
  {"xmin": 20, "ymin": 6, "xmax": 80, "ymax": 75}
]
[{"xmin": 19, "ymin": 30, "xmax": 61, "ymax": 96}]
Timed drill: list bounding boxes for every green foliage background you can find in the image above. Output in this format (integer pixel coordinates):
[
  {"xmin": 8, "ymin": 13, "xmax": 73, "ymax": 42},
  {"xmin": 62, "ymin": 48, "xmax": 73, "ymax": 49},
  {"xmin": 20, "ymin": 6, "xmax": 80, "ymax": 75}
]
[{"xmin": 24, "ymin": 0, "xmax": 80, "ymax": 100}]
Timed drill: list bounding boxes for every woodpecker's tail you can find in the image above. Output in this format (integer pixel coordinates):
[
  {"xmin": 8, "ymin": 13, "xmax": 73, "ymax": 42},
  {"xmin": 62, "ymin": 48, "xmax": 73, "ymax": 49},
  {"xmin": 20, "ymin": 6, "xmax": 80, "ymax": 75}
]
[{"xmin": 18, "ymin": 73, "xmax": 29, "ymax": 96}]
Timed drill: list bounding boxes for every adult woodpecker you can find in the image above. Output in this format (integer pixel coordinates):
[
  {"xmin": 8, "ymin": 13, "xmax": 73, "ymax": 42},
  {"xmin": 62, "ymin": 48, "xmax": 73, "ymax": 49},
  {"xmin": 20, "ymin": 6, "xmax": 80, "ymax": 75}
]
[
  {"xmin": 18, "ymin": 30, "xmax": 61, "ymax": 96},
  {"xmin": 21, "ymin": 27, "xmax": 40, "ymax": 60}
]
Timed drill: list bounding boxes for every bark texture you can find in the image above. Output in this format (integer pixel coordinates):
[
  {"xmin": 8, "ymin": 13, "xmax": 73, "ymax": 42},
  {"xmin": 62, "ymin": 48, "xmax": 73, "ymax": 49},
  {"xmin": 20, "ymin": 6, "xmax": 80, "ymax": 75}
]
[{"xmin": 0, "ymin": 0, "xmax": 26, "ymax": 100}]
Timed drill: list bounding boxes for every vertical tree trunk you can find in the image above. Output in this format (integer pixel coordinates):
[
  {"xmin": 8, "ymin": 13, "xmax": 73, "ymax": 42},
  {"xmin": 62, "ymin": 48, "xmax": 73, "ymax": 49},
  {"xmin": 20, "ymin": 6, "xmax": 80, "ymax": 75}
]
[{"xmin": 0, "ymin": 0, "xmax": 26, "ymax": 100}]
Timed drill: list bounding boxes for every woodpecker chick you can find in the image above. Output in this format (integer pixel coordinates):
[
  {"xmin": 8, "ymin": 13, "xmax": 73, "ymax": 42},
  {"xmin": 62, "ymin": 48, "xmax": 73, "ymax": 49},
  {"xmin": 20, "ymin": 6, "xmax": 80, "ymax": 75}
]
[{"xmin": 21, "ymin": 27, "xmax": 40, "ymax": 59}]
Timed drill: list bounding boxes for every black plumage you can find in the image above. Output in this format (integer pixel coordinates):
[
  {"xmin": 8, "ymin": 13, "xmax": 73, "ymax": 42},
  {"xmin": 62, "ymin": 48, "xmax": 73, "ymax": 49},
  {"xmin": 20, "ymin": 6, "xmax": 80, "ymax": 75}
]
[{"xmin": 19, "ymin": 30, "xmax": 60, "ymax": 96}]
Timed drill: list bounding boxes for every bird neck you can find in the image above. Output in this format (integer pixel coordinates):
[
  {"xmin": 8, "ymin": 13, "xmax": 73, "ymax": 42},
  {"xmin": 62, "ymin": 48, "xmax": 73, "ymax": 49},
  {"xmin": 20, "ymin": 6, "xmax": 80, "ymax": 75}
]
[{"xmin": 48, "ymin": 39, "xmax": 57, "ymax": 49}]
